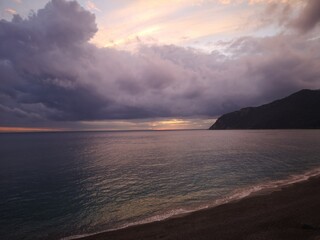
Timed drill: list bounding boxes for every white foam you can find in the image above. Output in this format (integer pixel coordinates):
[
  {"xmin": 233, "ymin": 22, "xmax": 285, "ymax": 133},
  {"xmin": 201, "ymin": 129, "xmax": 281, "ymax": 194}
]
[
  {"xmin": 62, "ymin": 166, "xmax": 320, "ymax": 240},
  {"xmin": 208, "ymin": 166, "xmax": 320, "ymax": 209}
]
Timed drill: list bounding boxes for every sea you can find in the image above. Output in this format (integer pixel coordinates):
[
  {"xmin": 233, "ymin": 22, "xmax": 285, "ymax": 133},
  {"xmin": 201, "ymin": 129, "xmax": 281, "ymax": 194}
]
[{"xmin": 0, "ymin": 130, "xmax": 320, "ymax": 240}]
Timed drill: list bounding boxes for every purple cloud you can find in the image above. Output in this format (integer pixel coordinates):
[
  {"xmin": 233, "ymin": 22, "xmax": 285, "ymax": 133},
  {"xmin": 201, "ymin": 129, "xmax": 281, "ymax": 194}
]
[
  {"xmin": 0, "ymin": 0, "xmax": 320, "ymax": 127},
  {"xmin": 292, "ymin": 0, "xmax": 320, "ymax": 33}
]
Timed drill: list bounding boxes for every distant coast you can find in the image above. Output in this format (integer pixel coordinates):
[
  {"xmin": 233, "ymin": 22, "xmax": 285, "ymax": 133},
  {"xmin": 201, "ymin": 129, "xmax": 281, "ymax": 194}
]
[{"xmin": 75, "ymin": 175, "xmax": 320, "ymax": 240}]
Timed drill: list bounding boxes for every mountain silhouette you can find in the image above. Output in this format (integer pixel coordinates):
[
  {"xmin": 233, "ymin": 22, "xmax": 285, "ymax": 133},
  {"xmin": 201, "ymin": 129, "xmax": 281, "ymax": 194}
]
[{"xmin": 209, "ymin": 89, "xmax": 320, "ymax": 130}]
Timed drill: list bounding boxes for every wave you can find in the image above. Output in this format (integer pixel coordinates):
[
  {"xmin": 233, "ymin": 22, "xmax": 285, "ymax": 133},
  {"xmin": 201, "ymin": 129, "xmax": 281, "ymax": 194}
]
[{"xmin": 62, "ymin": 166, "xmax": 320, "ymax": 240}]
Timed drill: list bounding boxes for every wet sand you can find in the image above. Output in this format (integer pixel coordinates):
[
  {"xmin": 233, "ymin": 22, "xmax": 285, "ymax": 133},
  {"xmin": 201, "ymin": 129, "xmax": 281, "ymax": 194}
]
[{"xmin": 77, "ymin": 177, "xmax": 320, "ymax": 240}]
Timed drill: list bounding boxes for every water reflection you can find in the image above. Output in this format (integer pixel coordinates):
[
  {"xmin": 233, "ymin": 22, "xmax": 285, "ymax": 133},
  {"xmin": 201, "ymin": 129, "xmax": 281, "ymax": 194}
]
[{"xmin": 0, "ymin": 130, "xmax": 319, "ymax": 239}]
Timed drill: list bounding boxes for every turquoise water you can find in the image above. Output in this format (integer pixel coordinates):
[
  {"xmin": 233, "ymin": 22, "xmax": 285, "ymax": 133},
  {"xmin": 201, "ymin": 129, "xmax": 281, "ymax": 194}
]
[{"xmin": 0, "ymin": 130, "xmax": 320, "ymax": 239}]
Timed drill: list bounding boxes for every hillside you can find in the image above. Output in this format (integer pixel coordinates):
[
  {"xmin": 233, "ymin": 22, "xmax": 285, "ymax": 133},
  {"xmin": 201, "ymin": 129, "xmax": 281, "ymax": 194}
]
[{"xmin": 209, "ymin": 89, "xmax": 320, "ymax": 130}]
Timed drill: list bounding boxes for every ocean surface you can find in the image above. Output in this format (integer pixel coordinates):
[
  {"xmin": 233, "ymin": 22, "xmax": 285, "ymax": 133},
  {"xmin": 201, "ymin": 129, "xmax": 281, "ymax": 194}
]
[{"xmin": 1, "ymin": 130, "xmax": 320, "ymax": 240}]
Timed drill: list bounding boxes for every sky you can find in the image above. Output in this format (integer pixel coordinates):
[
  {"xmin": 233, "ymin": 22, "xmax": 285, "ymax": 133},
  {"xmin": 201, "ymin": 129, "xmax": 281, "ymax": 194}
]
[{"xmin": 0, "ymin": 0, "xmax": 320, "ymax": 131}]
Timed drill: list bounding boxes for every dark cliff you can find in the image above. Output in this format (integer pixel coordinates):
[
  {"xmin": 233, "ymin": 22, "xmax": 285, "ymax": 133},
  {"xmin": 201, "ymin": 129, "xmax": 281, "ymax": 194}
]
[{"xmin": 209, "ymin": 89, "xmax": 320, "ymax": 130}]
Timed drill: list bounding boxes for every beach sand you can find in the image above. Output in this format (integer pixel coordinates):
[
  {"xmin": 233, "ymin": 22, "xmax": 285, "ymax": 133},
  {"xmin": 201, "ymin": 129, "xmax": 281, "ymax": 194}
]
[{"xmin": 77, "ymin": 177, "xmax": 320, "ymax": 240}]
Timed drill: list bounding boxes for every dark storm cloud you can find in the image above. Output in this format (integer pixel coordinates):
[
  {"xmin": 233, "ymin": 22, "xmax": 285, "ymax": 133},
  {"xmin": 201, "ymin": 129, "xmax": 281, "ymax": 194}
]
[
  {"xmin": 1, "ymin": 0, "xmax": 320, "ymax": 126},
  {"xmin": 292, "ymin": 0, "xmax": 320, "ymax": 33}
]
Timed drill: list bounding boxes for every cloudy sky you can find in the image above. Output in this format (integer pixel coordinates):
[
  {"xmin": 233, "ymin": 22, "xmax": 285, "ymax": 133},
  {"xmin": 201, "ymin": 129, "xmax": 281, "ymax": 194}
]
[{"xmin": 0, "ymin": 0, "xmax": 320, "ymax": 131}]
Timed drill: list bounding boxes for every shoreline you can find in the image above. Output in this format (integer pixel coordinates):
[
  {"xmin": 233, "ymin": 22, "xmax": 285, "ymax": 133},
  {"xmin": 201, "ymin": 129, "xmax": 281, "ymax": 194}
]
[{"xmin": 71, "ymin": 172, "xmax": 320, "ymax": 240}]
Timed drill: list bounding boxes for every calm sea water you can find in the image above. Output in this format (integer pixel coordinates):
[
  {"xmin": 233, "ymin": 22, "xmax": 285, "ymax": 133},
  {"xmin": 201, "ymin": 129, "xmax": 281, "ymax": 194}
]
[{"xmin": 1, "ymin": 130, "xmax": 320, "ymax": 240}]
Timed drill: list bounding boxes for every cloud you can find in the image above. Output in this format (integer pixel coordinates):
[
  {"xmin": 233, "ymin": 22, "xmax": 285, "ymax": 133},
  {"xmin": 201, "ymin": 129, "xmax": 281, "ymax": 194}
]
[
  {"xmin": 86, "ymin": 0, "xmax": 101, "ymax": 12},
  {"xmin": 255, "ymin": 0, "xmax": 320, "ymax": 34},
  {"xmin": 292, "ymin": 0, "xmax": 320, "ymax": 33},
  {"xmin": 5, "ymin": 8, "xmax": 17, "ymax": 15},
  {"xmin": 0, "ymin": 0, "xmax": 320, "ymax": 127},
  {"xmin": 218, "ymin": 0, "xmax": 296, "ymax": 5},
  {"xmin": 91, "ymin": 0, "xmax": 249, "ymax": 48}
]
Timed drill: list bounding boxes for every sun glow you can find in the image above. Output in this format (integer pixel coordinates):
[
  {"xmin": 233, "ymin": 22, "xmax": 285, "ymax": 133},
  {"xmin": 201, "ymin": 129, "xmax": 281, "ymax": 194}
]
[
  {"xmin": 0, "ymin": 127, "xmax": 62, "ymax": 133},
  {"xmin": 150, "ymin": 119, "xmax": 200, "ymax": 130}
]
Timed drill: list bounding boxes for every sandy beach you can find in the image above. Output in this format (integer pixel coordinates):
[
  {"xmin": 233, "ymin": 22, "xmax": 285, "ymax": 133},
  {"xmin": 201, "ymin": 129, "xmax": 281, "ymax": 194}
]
[{"xmin": 76, "ymin": 176, "xmax": 320, "ymax": 240}]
